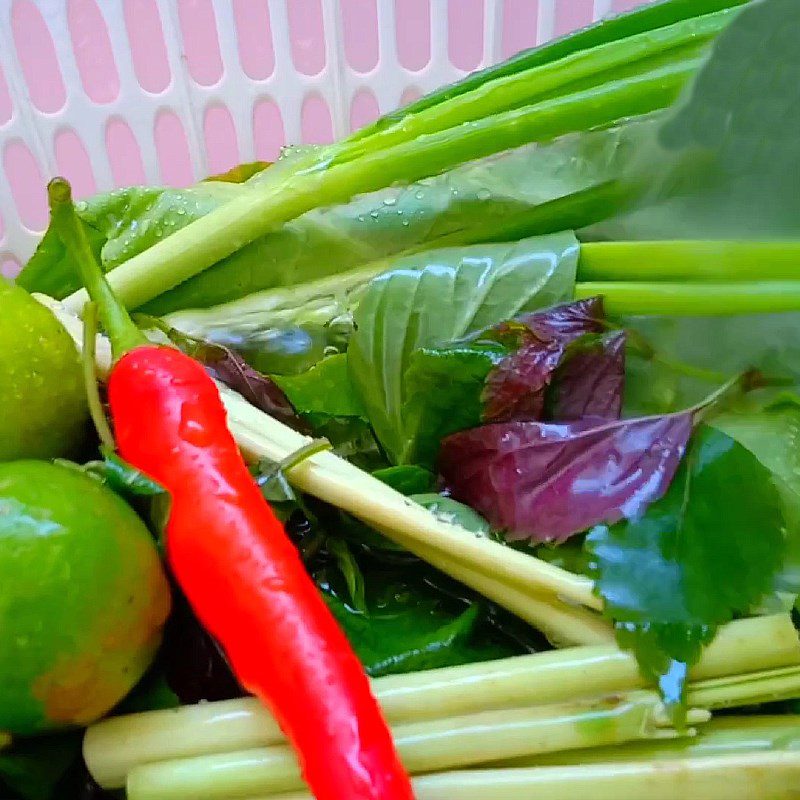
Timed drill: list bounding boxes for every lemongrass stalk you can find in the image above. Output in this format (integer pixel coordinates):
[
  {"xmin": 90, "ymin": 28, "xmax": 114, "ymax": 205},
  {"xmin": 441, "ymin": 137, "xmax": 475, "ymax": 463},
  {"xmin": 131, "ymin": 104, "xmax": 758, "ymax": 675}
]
[
  {"xmin": 409, "ymin": 542, "xmax": 614, "ymax": 646},
  {"xmin": 125, "ymin": 697, "xmax": 701, "ymax": 800},
  {"xmin": 575, "ymin": 281, "xmax": 800, "ymax": 315},
  {"xmin": 39, "ymin": 295, "xmax": 602, "ymax": 614},
  {"xmin": 261, "ymin": 752, "xmax": 800, "ymax": 800},
  {"xmin": 63, "ymin": 62, "xmax": 691, "ymax": 315},
  {"xmin": 500, "ymin": 715, "xmax": 800, "ymax": 767},
  {"xmin": 84, "ymin": 615, "xmax": 799, "ymax": 789},
  {"xmin": 578, "ymin": 241, "xmax": 800, "ymax": 283},
  {"xmin": 687, "ymin": 665, "xmax": 800, "ymax": 711},
  {"xmin": 222, "ymin": 384, "xmax": 601, "ymax": 609}
]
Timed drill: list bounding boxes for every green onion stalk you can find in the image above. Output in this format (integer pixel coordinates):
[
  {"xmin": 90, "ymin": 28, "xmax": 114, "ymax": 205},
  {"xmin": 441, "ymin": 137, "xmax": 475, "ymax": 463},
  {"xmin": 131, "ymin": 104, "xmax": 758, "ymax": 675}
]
[{"xmin": 58, "ymin": 1, "xmax": 746, "ymax": 318}]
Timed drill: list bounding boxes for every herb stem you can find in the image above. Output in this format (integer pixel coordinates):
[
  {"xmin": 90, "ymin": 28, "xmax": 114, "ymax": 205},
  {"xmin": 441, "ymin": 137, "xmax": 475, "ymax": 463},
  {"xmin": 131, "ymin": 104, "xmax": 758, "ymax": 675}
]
[
  {"xmin": 81, "ymin": 302, "xmax": 116, "ymax": 451},
  {"xmin": 63, "ymin": 62, "xmax": 691, "ymax": 315}
]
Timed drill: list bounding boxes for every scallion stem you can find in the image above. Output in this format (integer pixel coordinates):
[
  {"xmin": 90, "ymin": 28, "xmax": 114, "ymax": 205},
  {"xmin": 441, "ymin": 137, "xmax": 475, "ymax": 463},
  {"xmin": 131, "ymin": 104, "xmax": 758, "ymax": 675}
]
[
  {"xmin": 63, "ymin": 61, "xmax": 691, "ymax": 315},
  {"xmin": 578, "ymin": 241, "xmax": 800, "ymax": 283},
  {"xmin": 575, "ymin": 281, "xmax": 800, "ymax": 315}
]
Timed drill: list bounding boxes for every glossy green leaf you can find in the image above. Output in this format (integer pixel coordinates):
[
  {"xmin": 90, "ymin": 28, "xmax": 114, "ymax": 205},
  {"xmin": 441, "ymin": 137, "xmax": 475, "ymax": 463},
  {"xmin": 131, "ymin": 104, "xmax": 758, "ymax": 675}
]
[
  {"xmin": 402, "ymin": 345, "xmax": 506, "ymax": 467},
  {"xmin": 372, "ymin": 465, "xmax": 436, "ymax": 495},
  {"xmin": 587, "ymin": 426, "xmax": 786, "ymax": 706},
  {"xmin": 348, "ymin": 232, "xmax": 579, "ymax": 465},
  {"xmin": 272, "ymin": 354, "xmax": 366, "ymax": 419},
  {"xmin": 0, "ymin": 732, "xmax": 81, "ymax": 800},
  {"xmin": 712, "ymin": 404, "xmax": 800, "ymax": 595},
  {"xmin": 323, "ymin": 582, "xmax": 516, "ymax": 677}
]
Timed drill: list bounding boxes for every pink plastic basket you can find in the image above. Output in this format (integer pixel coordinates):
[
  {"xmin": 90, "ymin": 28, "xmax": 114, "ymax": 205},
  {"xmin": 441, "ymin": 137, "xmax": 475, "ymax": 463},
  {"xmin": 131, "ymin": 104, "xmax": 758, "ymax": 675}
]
[{"xmin": 0, "ymin": 0, "xmax": 646, "ymax": 277}]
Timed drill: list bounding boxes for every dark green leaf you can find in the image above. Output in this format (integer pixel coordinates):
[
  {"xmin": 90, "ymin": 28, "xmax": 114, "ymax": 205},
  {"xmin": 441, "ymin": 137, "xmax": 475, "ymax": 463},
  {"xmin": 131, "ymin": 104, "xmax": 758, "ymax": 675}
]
[
  {"xmin": 587, "ymin": 426, "xmax": 786, "ymax": 706},
  {"xmin": 114, "ymin": 669, "xmax": 180, "ymax": 715},
  {"xmin": 272, "ymin": 354, "xmax": 366, "ymax": 419},
  {"xmin": 327, "ymin": 538, "xmax": 367, "ymax": 613},
  {"xmin": 402, "ymin": 345, "xmax": 505, "ymax": 467},
  {"xmin": 349, "ymin": 232, "xmax": 579, "ymax": 465},
  {"xmin": 372, "ymin": 465, "xmax": 436, "ymax": 495},
  {"xmin": 322, "ymin": 581, "xmax": 516, "ymax": 677}
]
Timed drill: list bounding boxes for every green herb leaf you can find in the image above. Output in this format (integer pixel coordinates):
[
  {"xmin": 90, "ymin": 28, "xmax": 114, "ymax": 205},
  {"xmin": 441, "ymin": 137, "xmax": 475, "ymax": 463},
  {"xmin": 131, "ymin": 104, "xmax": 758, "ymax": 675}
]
[
  {"xmin": 712, "ymin": 405, "xmax": 800, "ymax": 596},
  {"xmin": 86, "ymin": 449, "xmax": 165, "ymax": 498},
  {"xmin": 402, "ymin": 345, "xmax": 506, "ymax": 467},
  {"xmin": 349, "ymin": 232, "xmax": 579, "ymax": 465},
  {"xmin": 586, "ymin": 426, "xmax": 786, "ymax": 707},
  {"xmin": 372, "ymin": 465, "xmax": 436, "ymax": 495},
  {"xmin": 323, "ymin": 583, "xmax": 516, "ymax": 677},
  {"xmin": 272, "ymin": 354, "xmax": 366, "ymax": 419},
  {"xmin": 596, "ymin": 0, "xmax": 800, "ymax": 240}
]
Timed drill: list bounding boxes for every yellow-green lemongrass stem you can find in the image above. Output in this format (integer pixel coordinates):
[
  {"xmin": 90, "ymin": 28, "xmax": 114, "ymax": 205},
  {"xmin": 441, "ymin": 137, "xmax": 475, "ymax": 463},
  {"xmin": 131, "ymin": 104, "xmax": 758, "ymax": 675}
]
[
  {"xmin": 0, "ymin": 732, "xmax": 10, "ymax": 750},
  {"xmin": 125, "ymin": 696, "xmax": 704, "ymax": 800},
  {"xmin": 408, "ymin": 541, "xmax": 614, "ymax": 646},
  {"xmin": 222, "ymin": 383, "xmax": 600, "ymax": 609},
  {"xmin": 261, "ymin": 752, "xmax": 800, "ymax": 800},
  {"xmin": 499, "ymin": 715, "xmax": 800, "ymax": 767},
  {"xmin": 39, "ymin": 295, "xmax": 600, "ymax": 615},
  {"xmin": 686, "ymin": 665, "xmax": 800, "ymax": 711},
  {"xmin": 84, "ymin": 615, "xmax": 799, "ymax": 789}
]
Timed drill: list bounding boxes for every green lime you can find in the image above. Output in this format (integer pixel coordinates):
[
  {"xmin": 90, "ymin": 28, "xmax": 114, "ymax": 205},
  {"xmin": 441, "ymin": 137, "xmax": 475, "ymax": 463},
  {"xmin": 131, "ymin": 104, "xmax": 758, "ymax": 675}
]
[
  {"xmin": 0, "ymin": 281, "xmax": 89, "ymax": 461},
  {"xmin": 0, "ymin": 461, "xmax": 171, "ymax": 735}
]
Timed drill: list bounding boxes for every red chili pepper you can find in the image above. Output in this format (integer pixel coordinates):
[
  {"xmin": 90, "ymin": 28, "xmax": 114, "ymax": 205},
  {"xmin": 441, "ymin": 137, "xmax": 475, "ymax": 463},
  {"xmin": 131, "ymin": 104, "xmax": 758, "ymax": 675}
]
[{"xmin": 49, "ymin": 178, "xmax": 415, "ymax": 800}]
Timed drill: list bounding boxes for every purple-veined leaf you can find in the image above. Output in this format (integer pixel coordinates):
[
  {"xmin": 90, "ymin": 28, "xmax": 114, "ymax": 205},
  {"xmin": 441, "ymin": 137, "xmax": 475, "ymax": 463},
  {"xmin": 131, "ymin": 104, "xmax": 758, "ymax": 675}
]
[
  {"xmin": 439, "ymin": 411, "xmax": 693, "ymax": 543},
  {"xmin": 550, "ymin": 330, "xmax": 626, "ymax": 420},
  {"xmin": 481, "ymin": 297, "xmax": 616, "ymax": 423}
]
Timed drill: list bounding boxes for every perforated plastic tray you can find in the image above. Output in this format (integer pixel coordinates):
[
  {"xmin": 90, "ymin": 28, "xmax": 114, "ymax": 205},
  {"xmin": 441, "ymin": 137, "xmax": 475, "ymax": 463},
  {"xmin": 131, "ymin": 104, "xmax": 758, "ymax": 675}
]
[{"xmin": 0, "ymin": 0, "xmax": 645, "ymax": 274}]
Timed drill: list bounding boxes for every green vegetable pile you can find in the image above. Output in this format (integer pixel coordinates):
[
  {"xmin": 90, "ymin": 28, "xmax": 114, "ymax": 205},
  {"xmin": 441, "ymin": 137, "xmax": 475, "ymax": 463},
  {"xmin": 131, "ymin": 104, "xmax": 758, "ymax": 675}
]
[{"xmin": 3, "ymin": 0, "xmax": 800, "ymax": 797}]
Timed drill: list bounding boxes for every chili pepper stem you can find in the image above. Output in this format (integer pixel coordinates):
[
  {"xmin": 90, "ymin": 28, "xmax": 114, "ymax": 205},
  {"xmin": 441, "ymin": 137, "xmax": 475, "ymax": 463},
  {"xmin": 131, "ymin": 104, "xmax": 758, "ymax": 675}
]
[{"xmin": 47, "ymin": 178, "xmax": 146, "ymax": 359}]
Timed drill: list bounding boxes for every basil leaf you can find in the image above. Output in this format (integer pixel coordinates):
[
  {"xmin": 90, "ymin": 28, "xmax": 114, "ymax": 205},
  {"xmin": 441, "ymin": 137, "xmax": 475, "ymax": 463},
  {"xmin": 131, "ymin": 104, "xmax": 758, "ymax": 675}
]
[{"xmin": 349, "ymin": 232, "xmax": 579, "ymax": 465}]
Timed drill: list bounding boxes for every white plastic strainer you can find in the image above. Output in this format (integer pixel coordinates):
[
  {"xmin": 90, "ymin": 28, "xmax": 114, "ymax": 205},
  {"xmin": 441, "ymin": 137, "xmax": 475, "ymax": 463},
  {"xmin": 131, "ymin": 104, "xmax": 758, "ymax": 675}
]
[{"xmin": 0, "ymin": 0, "xmax": 645, "ymax": 274}]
